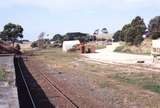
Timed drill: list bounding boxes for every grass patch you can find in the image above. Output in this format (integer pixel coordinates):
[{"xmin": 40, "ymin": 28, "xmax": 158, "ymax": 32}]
[
  {"xmin": 0, "ymin": 68, "xmax": 6, "ymax": 80},
  {"xmin": 34, "ymin": 48, "xmax": 80, "ymax": 69},
  {"xmin": 113, "ymin": 73, "xmax": 160, "ymax": 94},
  {"xmin": 98, "ymin": 80, "xmax": 109, "ymax": 88},
  {"xmin": 113, "ymin": 73, "xmax": 137, "ymax": 84},
  {"xmin": 114, "ymin": 43, "xmax": 151, "ymax": 55},
  {"xmin": 143, "ymin": 84, "xmax": 160, "ymax": 94},
  {"xmin": 96, "ymin": 44, "xmax": 106, "ymax": 49}
]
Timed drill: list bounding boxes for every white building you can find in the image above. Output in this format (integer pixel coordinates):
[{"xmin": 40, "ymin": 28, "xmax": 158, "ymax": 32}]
[{"xmin": 62, "ymin": 40, "xmax": 80, "ymax": 52}]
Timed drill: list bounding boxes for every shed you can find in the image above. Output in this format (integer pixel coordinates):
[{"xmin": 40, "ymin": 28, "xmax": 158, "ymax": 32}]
[
  {"xmin": 152, "ymin": 38, "xmax": 160, "ymax": 63},
  {"xmin": 62, "ymin": 40, "xmax": 80, "ymax": 52}
]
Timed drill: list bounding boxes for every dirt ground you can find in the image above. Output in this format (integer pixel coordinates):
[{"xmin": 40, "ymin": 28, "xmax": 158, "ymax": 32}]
[{"xmin": 25, "ymin": 48, "xmax": 160, "ymax": 108}]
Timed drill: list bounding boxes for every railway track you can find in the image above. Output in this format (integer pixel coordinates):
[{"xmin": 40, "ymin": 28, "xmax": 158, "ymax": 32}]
[
  {"xmin": 15, "ymin": 56, "xmax": 79, "ymax": 108},
  {"xmin": 15, "ymin": 54, "xmax": 160, "ymax": 108},
  {"xmin": 40, "ymin": 73, "xmax": 79, "ymax": 108},
  {"xmin": 14, "ymin": 56, "xmax": 37, "ymax": 108}
]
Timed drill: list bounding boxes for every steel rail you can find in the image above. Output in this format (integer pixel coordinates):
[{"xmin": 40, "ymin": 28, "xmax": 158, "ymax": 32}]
[
  {"xmin": 17, "ymin": 57, "xmax": 37, "ymax": 108},
  {"xmin": 41, "ymin": 72, "xmax": 79, "ymax": 108}
]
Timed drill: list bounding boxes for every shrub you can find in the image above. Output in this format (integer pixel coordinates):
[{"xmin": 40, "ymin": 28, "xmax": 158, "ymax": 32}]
[
  {"xmin": 0, "ymin": 68, "xmax": 6, "ymax": 80},
  {"xmin": 113, "ymin": 30, "xmax": 122, "ymax": 42},
  {"xmin": 31, "ymin": 41, "xmax": 38, "ymax": 48},
  {"xmin": 134, "ymin": 35, "xmax": 144, "ymax": 46},
  {"xmin": 150, "ymin": 32, "xmax": 160, "ymax": 40}
]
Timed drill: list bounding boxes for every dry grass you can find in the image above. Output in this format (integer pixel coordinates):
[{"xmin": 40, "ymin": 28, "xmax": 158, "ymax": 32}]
[
  {"xmin": 114, "ymin": 39, "xmax": 152, "ymax": 55},
  {"xmin": 34, "ymin": 48, "xmax": 80, "ymax": 69},
  {"xmin": 20, "ymin": 42, "xmax": 32, "ymax": 52}
]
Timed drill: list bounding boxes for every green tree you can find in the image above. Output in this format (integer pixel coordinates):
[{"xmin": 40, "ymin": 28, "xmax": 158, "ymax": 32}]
[
  {"xmin": 132, "ymin": 16, "xmax": 146, "ymax": 45},
  {"xmin": 101, "ymin": 28, "xmax": 108, "ymax": 34},
  {"xmin": 124, "ymin": 26, "xmax": 136, "ymax": 44},
  {"xmin": 113, "ymin": 30, "xmax": 122, "ymax": 42},
  {"xmin": 0, "ymin": 23, "xmax": 23, "ymax": 46},
  {"xmin": 148, "ymin": 16, "xmax": 160, "ymax": 39},
  {"xmin": 52, "ymin": 34, "xmax": 63, "ymax": 43},
  {"xmin": 31, "ymin": 41, "xmax": 38, "ymax": 48},
  {"xmin": 121, "ymin": 24, "xmax": 132, "ymax": 42},
  {"xmin": 120, "ymin": 16, "xmax": 146, "ymax": 45},
  {"xmin": 64, "ymin": 32, "xmax": 89, "ymax": 42}
]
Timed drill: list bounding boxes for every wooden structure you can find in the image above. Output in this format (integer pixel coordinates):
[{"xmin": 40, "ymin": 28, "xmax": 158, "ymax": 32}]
[{"xmin": 152, "ymin": 39, "xmax": 160, "ymax": 63}]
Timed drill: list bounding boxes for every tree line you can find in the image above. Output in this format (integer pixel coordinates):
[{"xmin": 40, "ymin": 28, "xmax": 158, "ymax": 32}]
[
  {"xmin": 31, "ymin": 32, "xmax": 96, "ymax": 48},
  {"xmin": 113, "ymin": 16, "xmax": 160, "ymax": 46}
]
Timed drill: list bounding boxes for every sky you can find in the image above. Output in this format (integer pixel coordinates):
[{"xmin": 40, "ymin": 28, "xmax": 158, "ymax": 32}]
[{"xmin": 0, "ymin": 0, "xmax": 160, "ymax": 41}]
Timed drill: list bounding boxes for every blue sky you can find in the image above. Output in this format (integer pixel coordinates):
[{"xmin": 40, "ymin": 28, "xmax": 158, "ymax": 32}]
[{"xmin": 0, "ymin": 0, "xmax": 160, "ymax": 41}]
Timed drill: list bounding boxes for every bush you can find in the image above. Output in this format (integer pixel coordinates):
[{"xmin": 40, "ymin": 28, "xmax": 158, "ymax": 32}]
[
  {"xmin": 150, "ymin": 32, "xmax": 160, "ymax": 40},
  {"xmin": 31, "ymin": 41, "xmax": 38, "ymax": 48},
  {"xmin": 113, "ymin": 30, "xmax": 122, "ymax": 42},
  {"xmin": 134, "ymin": 35, "xmax": 144, "ymax": 46},
  {"xmin": 0, "ymin": 68, "xmax": 6, "ymax": 80}
]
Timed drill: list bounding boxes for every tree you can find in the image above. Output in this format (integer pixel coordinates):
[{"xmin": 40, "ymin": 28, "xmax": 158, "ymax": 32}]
[
  {"xmin": 101, "ymin": 28, "xmax": 108, "ymax": 34},
  {"xmin": 37, "ymin": 32, "xmax": 45, "ymax": 48},
  {"xmin": 52, "ymin": 34, "xmax": 63, "ymax": 43},
  {"xmin": 120, "ymin": 16, "xmax": 146, "ymax": 45},
  {"xmin": 31, "ymin": 41, "xmax": 38, "ymax": 48},
  {"xmin": 113, "ymin": 30, "xmax": 122, "ymax": 42},
  {"xmin": 121, "ymin": 24, "xmax": 132, "ymax": 42},
  {"xmin": 93, "ymin": 29, "xmax": 99, "ymax": 35},
  {"xmin": 64, "ymin": 32, "xmax": 89, "ymax": 42},
  {"xmin": 134, "ymin": 34, "xmax": 144, "ymax": 46},
  {"xmin": 0, "ymin": 23, "xmax": 23, "ymax": 46},
  {"xmin": 124, "ymin": 26, "xmax": 136, "ymax": 44},
  {"xmin": 131, "ymin": 16, "xmax": 146, "ymax": 45},
  {"xmin": 148, "ymin": 16, "xmax": 160, "ymax": 39}
]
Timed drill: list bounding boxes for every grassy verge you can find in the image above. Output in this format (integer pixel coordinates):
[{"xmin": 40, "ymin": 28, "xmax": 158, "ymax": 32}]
[
  {"xmin": 114, "ymin": 44, "xmax": 151, "ymax": 55},
  {"xmin": 113, "ymin": 73, "xmax": 160, "ymax": 94},
  {"xmin": 34, "ymin": 48, "xmax": 80, "ymax": 69},
  {"xmin": 0, "ymin": 68, "xmax": 6, "ymax": 80},
  {"xmin": 114, "ymin": 39, "xmax": 152, "ymax": 55}
]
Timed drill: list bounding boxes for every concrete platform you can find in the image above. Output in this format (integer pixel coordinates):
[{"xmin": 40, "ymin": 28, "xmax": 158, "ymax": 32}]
[{"xmin": 0, "ymin": 55, "xmax": 19, "ymax": 108}]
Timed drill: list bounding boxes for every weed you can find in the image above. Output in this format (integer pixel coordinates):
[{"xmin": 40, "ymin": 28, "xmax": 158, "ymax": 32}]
[{"xmin": 0, "ymin": 68, "xmax": 6, "ymax": 80}]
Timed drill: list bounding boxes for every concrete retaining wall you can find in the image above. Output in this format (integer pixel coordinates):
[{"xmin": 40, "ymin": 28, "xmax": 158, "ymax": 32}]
[{"xmin": 0, "ymin": 55, "xmax": 19, "ymax": 108}]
